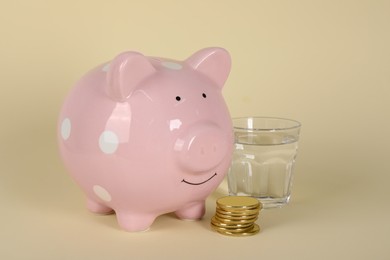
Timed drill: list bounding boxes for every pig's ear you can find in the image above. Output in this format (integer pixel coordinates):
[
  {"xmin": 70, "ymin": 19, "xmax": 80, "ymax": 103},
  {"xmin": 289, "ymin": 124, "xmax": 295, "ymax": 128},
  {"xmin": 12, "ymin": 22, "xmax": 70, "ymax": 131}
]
[
  {"xmin": 105, "ymin": 51, "xmax": 156, "ymax": 101},
  {"xmin": 186, "ymin": 47, "xmax": 231, "ymax": 89}
]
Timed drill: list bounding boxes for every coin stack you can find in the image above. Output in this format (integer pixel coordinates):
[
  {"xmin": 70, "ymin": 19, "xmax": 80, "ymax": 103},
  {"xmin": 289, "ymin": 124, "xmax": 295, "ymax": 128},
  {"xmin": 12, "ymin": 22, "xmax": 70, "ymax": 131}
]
[{"xmin": 210, "ymin": 196, "xmax": 262, "ymax": 237}]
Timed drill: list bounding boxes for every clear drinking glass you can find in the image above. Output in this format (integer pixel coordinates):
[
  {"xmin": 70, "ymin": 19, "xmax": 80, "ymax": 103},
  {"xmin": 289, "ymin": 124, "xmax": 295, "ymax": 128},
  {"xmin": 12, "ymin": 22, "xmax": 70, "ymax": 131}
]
[{"xmin": 227, "ymin": 117, "xmax": 301, "ymax": 208}]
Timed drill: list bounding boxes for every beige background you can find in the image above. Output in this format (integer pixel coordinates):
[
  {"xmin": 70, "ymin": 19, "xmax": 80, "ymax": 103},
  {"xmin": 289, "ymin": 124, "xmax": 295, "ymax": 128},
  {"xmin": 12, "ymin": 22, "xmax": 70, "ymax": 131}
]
[{"xmin": 1, "ymin": 0, "xmax": 389, "ymax": 259}]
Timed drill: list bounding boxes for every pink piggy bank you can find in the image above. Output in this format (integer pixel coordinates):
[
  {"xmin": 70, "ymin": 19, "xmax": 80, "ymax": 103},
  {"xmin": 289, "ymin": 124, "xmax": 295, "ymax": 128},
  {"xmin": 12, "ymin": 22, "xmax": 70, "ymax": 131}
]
[{"xmin": 58, "ymin": 47, "xmax": 233, "ymax": 232}]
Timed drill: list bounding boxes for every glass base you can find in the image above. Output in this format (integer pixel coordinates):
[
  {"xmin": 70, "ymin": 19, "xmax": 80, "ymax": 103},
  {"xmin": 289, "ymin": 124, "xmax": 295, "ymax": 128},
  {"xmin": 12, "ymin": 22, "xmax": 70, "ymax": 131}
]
[{"xmin": 228, "ymin": 192, "xmax": 290, "ymax": 209}]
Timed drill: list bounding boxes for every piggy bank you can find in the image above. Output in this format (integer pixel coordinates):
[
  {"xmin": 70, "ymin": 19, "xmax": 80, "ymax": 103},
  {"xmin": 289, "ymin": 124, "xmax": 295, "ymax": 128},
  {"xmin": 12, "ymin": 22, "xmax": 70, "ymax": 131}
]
[{"xmin": 58, "ymin": 47, "xmax": 233, "ymax": 232}]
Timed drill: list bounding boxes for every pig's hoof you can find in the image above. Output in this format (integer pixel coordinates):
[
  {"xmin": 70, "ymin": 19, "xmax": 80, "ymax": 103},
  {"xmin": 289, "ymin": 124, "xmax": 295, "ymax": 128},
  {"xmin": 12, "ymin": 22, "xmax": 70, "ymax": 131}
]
[
  {"xmin": 175, "ymin": 201, "xmax": 205, "ymax": 220},
  {"xmin": 116, "ymin": 212, "xmax": 156, "ymax": 232},
  {"xmin": 86, "ymin": 199, "xmax": 114, "ymax": 214}
]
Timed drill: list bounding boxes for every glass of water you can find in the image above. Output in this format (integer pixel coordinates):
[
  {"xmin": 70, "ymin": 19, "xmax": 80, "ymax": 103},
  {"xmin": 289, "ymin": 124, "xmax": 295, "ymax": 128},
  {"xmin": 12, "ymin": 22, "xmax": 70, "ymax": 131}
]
[{"xmin": 227, "ymin": 117, "xmax": 301, "ymax": 208}]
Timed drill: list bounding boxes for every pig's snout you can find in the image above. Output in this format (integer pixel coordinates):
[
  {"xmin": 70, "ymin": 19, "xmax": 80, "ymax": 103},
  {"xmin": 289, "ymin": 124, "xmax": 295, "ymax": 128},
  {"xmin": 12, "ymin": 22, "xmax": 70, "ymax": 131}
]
[{"xmin": 174, "ymin": 124, "xmax": 229, "ymax": 173}]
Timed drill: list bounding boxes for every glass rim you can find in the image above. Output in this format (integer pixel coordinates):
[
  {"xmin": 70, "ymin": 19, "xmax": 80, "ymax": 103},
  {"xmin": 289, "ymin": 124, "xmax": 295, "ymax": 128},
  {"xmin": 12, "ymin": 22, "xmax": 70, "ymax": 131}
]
[{"xmin": 232, "ymin": 116, "xmax": 301, "ymax": 131}]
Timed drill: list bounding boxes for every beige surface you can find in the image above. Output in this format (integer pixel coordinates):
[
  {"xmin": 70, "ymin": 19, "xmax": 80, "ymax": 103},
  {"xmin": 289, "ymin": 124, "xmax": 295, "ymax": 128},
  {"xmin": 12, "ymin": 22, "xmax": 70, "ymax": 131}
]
[{"xmin": 1, "ymin": 0, "xmax": 389, "ymax": 259}]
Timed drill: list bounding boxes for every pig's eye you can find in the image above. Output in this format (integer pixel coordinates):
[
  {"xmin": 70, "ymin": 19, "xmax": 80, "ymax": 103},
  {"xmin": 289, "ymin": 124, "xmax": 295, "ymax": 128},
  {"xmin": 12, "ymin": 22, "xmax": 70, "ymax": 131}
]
[
  {"xmin": 202, "ymin": 93, "xmax": 207, "ymax": 98},
  {"xmin": 176, "ymin": 96, "xmax": 181, "ymax": 101}
]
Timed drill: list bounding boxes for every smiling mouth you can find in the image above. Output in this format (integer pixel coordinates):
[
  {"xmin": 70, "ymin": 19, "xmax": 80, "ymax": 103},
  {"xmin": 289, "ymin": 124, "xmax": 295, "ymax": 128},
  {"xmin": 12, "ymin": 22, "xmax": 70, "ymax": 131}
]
[{"xmin": 181, "ymin": 173, "xmax": 217, "ymax": 186}]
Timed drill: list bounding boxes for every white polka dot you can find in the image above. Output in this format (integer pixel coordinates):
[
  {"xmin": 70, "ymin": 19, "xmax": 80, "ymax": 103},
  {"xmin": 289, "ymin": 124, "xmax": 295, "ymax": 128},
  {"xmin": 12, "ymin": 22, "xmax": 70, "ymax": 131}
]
[
  {"xmin": 161, "ymin": 61, "xmax": 182, "ymax": 70},
  {"xmin": 102, "ymin": 63, "xmax": 110, "ymax": 72},
  {"xmin": 93, "ymin": 185, "xmax": 112, "ymax": 202},
  {"xmin": 61, "ymin": 118, "xmax": 71, "ymax": 140},
  {"xmin": 99, "ymin": 131, "xmax": 119, "ymax": 154}
]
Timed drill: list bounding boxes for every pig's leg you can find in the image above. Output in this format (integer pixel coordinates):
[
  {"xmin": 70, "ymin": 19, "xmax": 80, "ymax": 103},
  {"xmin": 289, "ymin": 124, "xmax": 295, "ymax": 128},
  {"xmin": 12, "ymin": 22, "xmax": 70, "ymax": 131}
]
[
  {"xmin": 175, "ymin": 201, "xmax": 205, "ymax": 220},
  {"xmin": 116, "ymin": 211, "xmax": 156, "ymax": 232},
  {"xmin": 86, "ymin": 198, "xmax": 114, "ymax": 214}
]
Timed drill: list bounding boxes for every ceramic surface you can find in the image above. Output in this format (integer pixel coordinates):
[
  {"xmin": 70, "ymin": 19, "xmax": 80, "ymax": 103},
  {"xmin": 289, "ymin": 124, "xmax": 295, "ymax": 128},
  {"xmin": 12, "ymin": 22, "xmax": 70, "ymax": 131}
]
[{"xmin": 58, "ymin": 47, "xmax": 233, "ymax": 232}]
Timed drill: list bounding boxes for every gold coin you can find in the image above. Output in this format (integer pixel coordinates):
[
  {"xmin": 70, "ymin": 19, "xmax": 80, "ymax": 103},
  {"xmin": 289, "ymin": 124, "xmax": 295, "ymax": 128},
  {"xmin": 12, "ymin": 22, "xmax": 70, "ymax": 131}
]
[
  {"xmin": 211, "ymin": 221, "xmax": 253, "ymax": 229},
  {"xmin": 216, "ymin": 208, "xmax": 259, "ymax": 216},
  {"xmin": 214, "ymin": 215, "xmax": 258, "ymax": 224},
  {"xmin": 217, "ymin": 203, "xmax": 261, "ymax": 211},
  {"xmin": 215, "ymin": 223, "xmax": 260, "ymax": 237},
  {"xmin": 216, "ymin": 207, "xmax": 260, "ymax": 216},
  {"xmin": 214, "ymin": 212, "xmax": 258, "ymax": 221},
  {"xmin": 211, "ymin": 216, "xmax": 254, "ymax": 228},
  {"xmin": 217, "ymin": 196, "xmax": 261, "ymax": 210},
  {"xmin": 211, "ymin": 196, "xmax": 263, "ymax": 237},
  {"xmin": 210, "ymin": 222, "xmax": 254, "ymax": 233},
  {"xmin": 215, "ymin": 212, "xmax": 258, "ymax": 220},
  {"xmin": 217, "ymin": 205, "xmax": 260, "ymax": 213}
]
